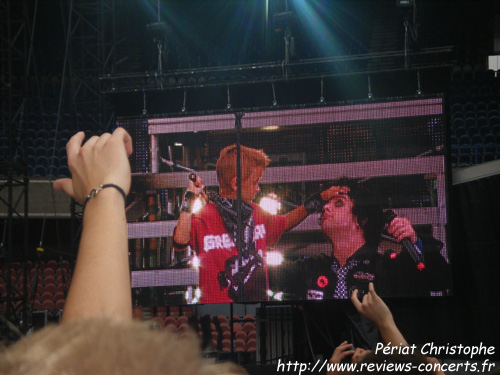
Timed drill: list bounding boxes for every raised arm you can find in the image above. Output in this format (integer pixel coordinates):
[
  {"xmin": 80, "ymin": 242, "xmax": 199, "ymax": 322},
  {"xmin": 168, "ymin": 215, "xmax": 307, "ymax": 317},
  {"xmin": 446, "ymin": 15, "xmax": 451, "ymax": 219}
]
[
  {"xmin": 172, "ymin": 175, "xmax": 206, "ymax": 246},
  {"xmin": 53, "ymin": 128, "xmax": 133, "ymax": 322},
  {"xmin": 350, "ymin": 283, "xmax": 408, "ymax": 346}
]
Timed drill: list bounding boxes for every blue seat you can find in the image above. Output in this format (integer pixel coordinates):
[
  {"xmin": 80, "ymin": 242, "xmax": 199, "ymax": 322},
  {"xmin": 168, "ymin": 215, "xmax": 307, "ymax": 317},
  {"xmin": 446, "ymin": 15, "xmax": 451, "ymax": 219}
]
[
  {"xmin": 449, "ymin": 135, "xmax": 458, "ymax": 146},
  {"xmin": 36, "ymin": 155, "xmax": 48, "ymax": 168},
  {"xmin": 34, "ymin": 138, "xmax": 46, "ymax": 149},
  {"xmin": 36, "ymin": 129, "xmax": 48, "ymax": 140},
  {"xmin": 58, "ymin": 165, "xmax": 70, "ymax": 177},
  {"xmin": 475, "ymin": 101, "xmax": 487, "ymax": 112},
  {"xmin": 491, "ymin": 124, "xmax": 500, "ymax": 136},
  {"xmin": 48, "ymin": 155, "xmax": 60, "ymax": 168},
  {"xmin": 452, "ymin": 111, "xmax": 464, "ymax": 121},
  {"xmin": 458, "ymin": 135, "xmax": 470, "ymax": 145},
  {"xmin": 464, "ymin": 117, "xmax": 476, "ymax": 129},
  {"xmin": 464, "ymin": 102, "xmax": 475, "ymax": 113},
  {"xmin": 452, "ymin": 117, "xmax": 465, "ymax": 129},
  {"xmin": 471, "ymin": 134, "xmax": 483, "ymax": 145},
  {"xmin": 476, "ymin": 116, "xmax": 488, "ymax": 128},
  {"xmin": 47, "ymin": 138, "xmax": 57, "ymax": 149},
  {"xmin": 450, "ymin": 153, "xmax": 458, "ymax": 167},
  {"xmin": 35, "ymin": 146, "xmax": 46, "ymax": 158},
  {"xmin": 47, "ymin": 165, "xmax": 59, "ymax": 178},
  {"xmin": 484, "ymin": 133, "xmax": 496, "ymax": 144},
  {"xmin": 33, "ymin": 165, "xmax": 46, "ymax": 177},
  {"xmin": 467, "ymin": 126, "xmax": 479, "ymax": 137},
  {"xmin": 451, "ymin": 103, "xmax": 462, "ymax": 114},
  {"xmin": 488, "ymin": 101, "xmax": 499, "ymax": 111},
  {"xmin": 47, "ymin": 147, "xmax": 59, "ymax": 159},
  {"xmin": 455, "ymin": 126, "xmax": 467, "ymax": 138},
  {"xmin": 27, "ymin": 155, "xmax": 36, "ymax": 168},
  {"xmin": 488, "ymin": 116, "xmax": 500, "ymax": 127},
  {"xmin": 57, "ymin": 138, "xmax": 69, "ymax": 150},
  {"xmin": 483, "ymin": 152, "xmax": 496, "ymax": 163},
  {"xmin": 479, "ymin": 125, "xmax": 491, "ymax": 137},
  {"xmin": 487, "ymin": 109, "xmax": 499, "ymax": 119},
  {"xmin": 458, "ymin": 154, "xmax": 471, "ymax": 167}
]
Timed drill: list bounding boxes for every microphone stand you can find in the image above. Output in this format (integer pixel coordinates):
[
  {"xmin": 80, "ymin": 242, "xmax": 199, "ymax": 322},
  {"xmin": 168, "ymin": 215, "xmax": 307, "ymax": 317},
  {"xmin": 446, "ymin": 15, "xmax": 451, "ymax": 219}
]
[{"xmin": 235, "ymin": 113, "xmax": 244, "ymax": 302}]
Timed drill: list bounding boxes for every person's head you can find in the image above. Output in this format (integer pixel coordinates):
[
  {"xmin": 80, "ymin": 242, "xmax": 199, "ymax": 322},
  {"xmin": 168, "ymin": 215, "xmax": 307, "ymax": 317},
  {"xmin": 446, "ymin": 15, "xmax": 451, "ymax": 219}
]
[
  {"xmin": 321, "ymin": 178, "xmax": 385, "ymax": 246},
  {"xmin": 216, "ymin": 144, "xmax": 270, "ymax": 202},
  {"xmin": 0, "ymin": 317, "xmax": 247, "ymax": 375}
]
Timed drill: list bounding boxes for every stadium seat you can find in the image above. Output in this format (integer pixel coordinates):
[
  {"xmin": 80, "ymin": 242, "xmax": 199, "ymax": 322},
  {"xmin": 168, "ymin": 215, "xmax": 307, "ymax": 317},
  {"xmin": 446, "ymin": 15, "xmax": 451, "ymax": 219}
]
[
  {"xmin": 476, "ymin": 116, "xmax": 488, "ymax": 128},
  {"xmin": 471, "ymin": 134, "xmax": 483, "ymax": 145},
  {"xmin": 479, "ymin": 125, "xmax": 491, "ymax": 137},
  {"xmin": 458, "ymin": 153, "xmax": 471, "ymax": 167},
  {"xmin": 466, "ymin": 126, "xmax": 479, "ymax": 137}
]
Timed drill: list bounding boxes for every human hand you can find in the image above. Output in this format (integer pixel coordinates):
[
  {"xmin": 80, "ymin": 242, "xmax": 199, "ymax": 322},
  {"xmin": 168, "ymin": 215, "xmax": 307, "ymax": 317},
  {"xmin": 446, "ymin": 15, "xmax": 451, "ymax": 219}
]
[
  {"xmin": 187, "ymin": 174, "xmax": 208, "ymax": 202},
  {"xmin": 387, "ymin": 217, "xmax": 417, "ymax": 243},
  {"xmin": 327, "ymin": 341, "xmax": 355, "ymax": 375},
  {"xmin": 350, "ymin": 283, "xmax": 394, "ymax": 328},
  {"xmin": 53, "ymin": 128, "xmax": 133, "ymax": 205},
  {"xmin": 352, "ymin": 348, "xmax": 371, "ymax": 364},
  {"xmin": 320, "ymin": 186, "xmax": 350, "ymax": 202}
]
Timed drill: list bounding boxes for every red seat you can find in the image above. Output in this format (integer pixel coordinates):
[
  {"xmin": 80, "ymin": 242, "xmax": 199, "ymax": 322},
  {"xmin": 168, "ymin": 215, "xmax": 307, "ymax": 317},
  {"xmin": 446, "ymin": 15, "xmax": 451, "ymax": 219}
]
[
  {"xmin": 41, "ymin": 291, "xmax": 53, "ymax": 303},
  {"xmin": 54, "ymin": 291, "xmax": 65, "ymax": 302},
  {"xmin": 165, "ymin": 316, "xmax": 177, "ymax": 327},
  {"xmin": 246, "ymin": 338, "xmax": 257, "ymax": 352},
  {"xmin": 177, "ymin": 315, "xmax": 188, "ymax": 327},
  {"xmin": 32, "ymin": 300, "xmax": 42, "ymax": 311},
  {"xmin": 55, "ymin": 299, "xmax": 65, "ymax": 311},
  {"xmin": 243, "ymin": 321, "xmax": 255, "ymax": 333},
  {"xmin": 44, "ymin": 275, "xmax": 56, "ymax": 286},
  {"xmin": 151, "ymin": 316, "xmax": 165, "ymax": 329},
  {"xmin": 42, "ymin": 299, "xmax": 55, "ymax": 312},
  {"xmin": 43, "ymin": 268, "xmax": 55, "ymax": 278},
  {"xmin": 235, "ymin": 330, "xmax": 247, "ymax": 341},
  {"xmin": 217, "ymin": 315, "xmax": 227, "ymax": 324},
  {"xmin": 233, "ymin": 322, "xmax": 242, "ymax": 332},
  {"xmin": 243, "ymin": 314, "xmax": 255, "ymax": 322},
  {"xmin": 219, "ymin": 322, "xmax": 230, "ymax": 332},
  {"xmin": 247, "ymin": 330, "xmax": 257, "ymax": 340},
  {"xmin": 235, "ymin": 338, "xmax": 246, "ymax": 352},
  {"xmin": 46, "ymin": 260, "xmax": 58, "ymax": 270},
  {"xmin": 44, "ymin": 283, "xmax": 57, "ymax": 295},
  {"xmin": 222, "ymin": 330, "xmax": 231, "ymax": 340},
  {"xmin": 178, "ymin": 323, "xmax": 191, "ymax": 333},
  {"xmin": 221, "ymin": 339, "xmax": 231, "ymax": 352}
]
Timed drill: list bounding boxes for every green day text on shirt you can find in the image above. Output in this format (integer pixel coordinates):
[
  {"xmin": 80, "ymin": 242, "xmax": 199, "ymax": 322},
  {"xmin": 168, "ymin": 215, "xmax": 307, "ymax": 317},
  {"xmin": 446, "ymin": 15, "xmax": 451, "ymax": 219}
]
[{"xmin": 202, "ymin": 224, "xmax": 266, "ymax": 252}]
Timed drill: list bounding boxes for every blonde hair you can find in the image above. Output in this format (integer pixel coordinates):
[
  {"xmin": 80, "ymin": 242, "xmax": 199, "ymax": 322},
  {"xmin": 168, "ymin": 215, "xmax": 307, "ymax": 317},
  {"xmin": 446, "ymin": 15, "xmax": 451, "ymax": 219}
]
[
  {"xmin": 216, "ymin": 144, "xmax": 270, "ymax": 192},
  {"xmin": 0, "ymin": 317, "xmax": 247, "ymax": 375}
]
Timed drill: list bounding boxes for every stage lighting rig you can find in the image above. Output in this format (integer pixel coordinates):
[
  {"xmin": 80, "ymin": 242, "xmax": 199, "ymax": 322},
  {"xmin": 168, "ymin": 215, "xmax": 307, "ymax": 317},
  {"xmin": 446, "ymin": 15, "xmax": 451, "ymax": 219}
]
[
  {"xmin": 397, "ymin": 0, "xmax": 419, "ymax": 69},
  {"xmin": 146, "ymin": 1, "xmax": 172, "ymax": 76},
  {"xmin": 273, "ymin": 0, "xmax": 298, "ymax": 79}
]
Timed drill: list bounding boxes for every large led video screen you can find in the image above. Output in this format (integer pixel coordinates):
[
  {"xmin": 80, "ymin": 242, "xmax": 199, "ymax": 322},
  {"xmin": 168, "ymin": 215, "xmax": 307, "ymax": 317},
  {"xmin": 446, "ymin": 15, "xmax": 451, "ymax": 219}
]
[{"xmin": 118, "ymin": 97, "xmax": 452, "ymax": 305}]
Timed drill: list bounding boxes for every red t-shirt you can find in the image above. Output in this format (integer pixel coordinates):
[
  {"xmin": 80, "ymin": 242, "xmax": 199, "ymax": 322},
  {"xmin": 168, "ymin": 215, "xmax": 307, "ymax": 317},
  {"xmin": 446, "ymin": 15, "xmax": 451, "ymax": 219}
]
[{"xmin": 176, "ymin": 202, "xmax": 286, "ymax": 304}]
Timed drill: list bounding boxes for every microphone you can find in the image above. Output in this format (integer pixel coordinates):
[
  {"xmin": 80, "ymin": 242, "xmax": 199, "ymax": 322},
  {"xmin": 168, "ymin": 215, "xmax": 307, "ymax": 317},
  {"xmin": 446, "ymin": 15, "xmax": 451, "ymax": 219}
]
[{"xmin": 383, "ymin": 210, "xmax": 425, "ymax": 270}]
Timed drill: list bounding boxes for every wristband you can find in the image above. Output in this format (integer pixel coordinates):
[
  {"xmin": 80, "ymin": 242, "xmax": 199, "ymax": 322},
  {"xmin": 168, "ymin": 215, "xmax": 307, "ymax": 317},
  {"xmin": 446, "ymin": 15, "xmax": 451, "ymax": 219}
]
[
  {"xmin": 180, "ymin": 191, "xmax": 197, "ymax": 213},
  {"xmin": 304, "ymin": 192, "xmax": 325, "ymax": 214},
  {"xmin": 83, "ymin": 184, "xmax": 127, "ymax": 210}
]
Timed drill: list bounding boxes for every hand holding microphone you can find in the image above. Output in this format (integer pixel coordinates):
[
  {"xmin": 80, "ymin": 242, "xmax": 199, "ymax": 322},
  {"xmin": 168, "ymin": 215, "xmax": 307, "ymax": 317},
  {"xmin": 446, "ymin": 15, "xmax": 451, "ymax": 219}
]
[
  {"xmin": 383, "ymin": 210, "xmax": 425, "ymax": 270},
  {"xmin": 180, "ymin": 173, "xmax": 208, "ymax": 213}
]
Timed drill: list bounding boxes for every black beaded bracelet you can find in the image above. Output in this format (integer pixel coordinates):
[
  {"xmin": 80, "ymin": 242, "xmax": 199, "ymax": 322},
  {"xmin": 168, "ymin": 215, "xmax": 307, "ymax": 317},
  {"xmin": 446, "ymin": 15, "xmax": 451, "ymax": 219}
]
[{"xmin": 82, "ymin": 184, "xmax": 127, "ymax": 211}]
